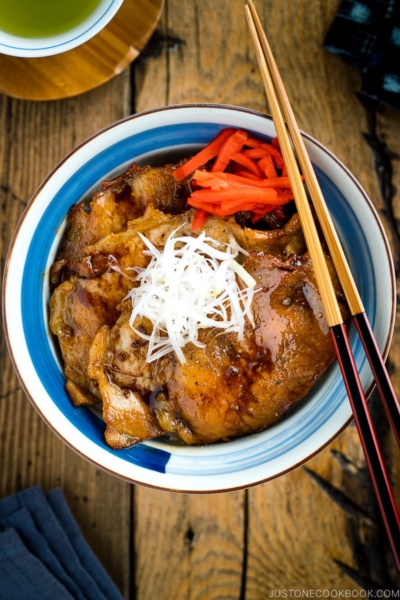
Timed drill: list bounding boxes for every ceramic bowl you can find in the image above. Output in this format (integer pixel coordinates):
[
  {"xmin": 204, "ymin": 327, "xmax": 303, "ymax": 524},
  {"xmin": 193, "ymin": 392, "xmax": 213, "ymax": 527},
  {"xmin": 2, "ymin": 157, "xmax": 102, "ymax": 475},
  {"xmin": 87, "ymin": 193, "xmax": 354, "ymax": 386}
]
[
  {"xmin": 0, "ymin": 0, "xmax": 123, "ymax": 58},
  {"xmin": 3, "ymin": 104, "xmax": 395, "ymax": 492}
]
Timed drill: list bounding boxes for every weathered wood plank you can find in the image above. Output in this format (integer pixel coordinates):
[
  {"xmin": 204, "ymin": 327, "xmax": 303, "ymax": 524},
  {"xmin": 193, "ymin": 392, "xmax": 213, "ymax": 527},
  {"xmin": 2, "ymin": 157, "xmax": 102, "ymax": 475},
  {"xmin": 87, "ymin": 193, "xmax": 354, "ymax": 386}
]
[
  {"xmin": 0, "ymin": 73, "xmax": 133, "ymax": 597},
  {"xmin": 134, "ymin": 489, "xmax": 245, "ymax": 600},
  {"xmin": 135, "ymin": 0, "xmax": 267, "ymax": 114}
]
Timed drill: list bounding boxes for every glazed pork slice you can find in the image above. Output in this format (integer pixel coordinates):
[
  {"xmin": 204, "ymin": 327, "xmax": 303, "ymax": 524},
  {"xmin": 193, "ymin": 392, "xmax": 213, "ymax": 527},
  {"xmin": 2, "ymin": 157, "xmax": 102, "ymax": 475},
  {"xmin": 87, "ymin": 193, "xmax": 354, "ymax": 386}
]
[
  {"xmin": 234, "ymin": 211, "xmax": 305, "ymax": 256},
  {"xmin": 153, "ymin": 251, "xmax": 348, "ymax": 445},
  {"xmin": 49, "ymin": 208, "xmax": 189, "ymax": 406},
  {"xmin": 50, "ymin": 205, "xmax": 188, "ymax": 405},
  {"xmin": 50, "ymin": 162, "xmax": 190, "ymax": 283},
  {"xmin": 49, "ymin": 203, "xmax": 308, "ymax": 427},
  {"xmin": 73, "ymin": 207, "xmax": 307, "ymax": 444},
  {"xmin": 88, "ymin": 323, "xmax": 163, "ymax": 449},
  {"xmin": 49, "ymin": 271, "xmax": 134, "ymax": 404},
  {"xmin": 78, "ymin": 204, "xmax": 305, "ymax": 281},
  {"xmin": 50, "ymin": 207, "xmax": 190, "ymax": 406},
  {"xmin": 77, "ymin": 207, "xmax": 194, "ymax": 279}
]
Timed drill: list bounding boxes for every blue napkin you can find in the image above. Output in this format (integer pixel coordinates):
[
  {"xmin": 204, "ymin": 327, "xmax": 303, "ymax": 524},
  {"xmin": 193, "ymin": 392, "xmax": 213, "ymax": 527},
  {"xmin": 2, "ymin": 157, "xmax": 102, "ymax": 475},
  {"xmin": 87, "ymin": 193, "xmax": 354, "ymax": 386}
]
[
  {"xmin": 0, "ymin": 485, "xmax": 123, "ymax": 600},
  {"xmin": 324, "ymin": 0, "xmax": 400, "ymax": 110}
]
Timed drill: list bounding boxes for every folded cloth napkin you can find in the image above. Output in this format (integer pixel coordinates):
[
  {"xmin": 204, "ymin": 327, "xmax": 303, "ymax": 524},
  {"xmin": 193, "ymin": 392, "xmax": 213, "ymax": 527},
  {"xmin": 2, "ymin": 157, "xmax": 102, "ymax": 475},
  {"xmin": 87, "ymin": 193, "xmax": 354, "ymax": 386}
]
[
  {"xmin": 324, "ymin": 0, "xmax": 400, "ymax": 110},
  {"xmin": 0, "ymin": 485, "xmax": 123, "ymax": 600}
]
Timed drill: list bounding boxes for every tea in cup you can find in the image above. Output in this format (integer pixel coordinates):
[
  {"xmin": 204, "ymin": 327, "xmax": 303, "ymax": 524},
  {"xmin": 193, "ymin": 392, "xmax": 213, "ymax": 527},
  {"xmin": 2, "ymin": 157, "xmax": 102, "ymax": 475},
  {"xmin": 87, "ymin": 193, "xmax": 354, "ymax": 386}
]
[{"xmin": 0, "ymin": 0, "xmax": 124, "ymax": 57}]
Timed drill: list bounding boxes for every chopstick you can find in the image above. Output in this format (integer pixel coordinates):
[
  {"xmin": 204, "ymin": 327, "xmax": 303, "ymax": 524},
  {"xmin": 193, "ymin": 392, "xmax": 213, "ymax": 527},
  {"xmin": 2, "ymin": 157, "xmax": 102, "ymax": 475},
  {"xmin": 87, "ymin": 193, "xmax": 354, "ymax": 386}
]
[
  {"xmin": 245, "ymin": 1, "xmax": 400, "ymax": 568},
  {"xmin": 247, "ymin": 0, "xmax": 400, "ymax": 450}
]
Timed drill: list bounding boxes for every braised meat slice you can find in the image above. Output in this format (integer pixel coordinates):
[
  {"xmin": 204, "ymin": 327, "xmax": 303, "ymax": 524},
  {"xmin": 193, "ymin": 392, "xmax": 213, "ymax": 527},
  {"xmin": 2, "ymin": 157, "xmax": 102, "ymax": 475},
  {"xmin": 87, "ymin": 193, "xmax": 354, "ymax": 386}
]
[
  {"xmin": 51, "ymin": 191, "xmax": 339, "ymax": 445},
  {"xmin": 234, "ymin": 211, "xmax": 305, "ymax": 256},
  {"xmin": 49, "ymin": 271, "xmax": 133, "ymax": 403},
  {"xmin": 154, "ymin": 251, "xmax": 348, "ymax": 445},
  {"xmin": 50, "ymin": 208, "xmax": 190, "ymax": 406},
  {"xmin": 51, "ymin": 163, "xmax": 190, "ymax": 281},
  {"xmin": 78, "ymin": 205, "xmax": 305, "ymax": 280},
  {"xmin": 88, "ymin": 325, "xmax": 163, "ymax": 449},
  {"xmin": 50, "ymin": 208, "xmax": 193, "ymax": 406}
]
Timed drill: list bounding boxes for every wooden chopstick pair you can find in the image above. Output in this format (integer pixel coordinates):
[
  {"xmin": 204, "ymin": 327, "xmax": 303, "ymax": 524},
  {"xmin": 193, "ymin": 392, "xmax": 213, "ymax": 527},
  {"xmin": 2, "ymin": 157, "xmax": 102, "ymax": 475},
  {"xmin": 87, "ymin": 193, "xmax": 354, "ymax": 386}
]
[{"xmin": 245, "ymin": 0, "xmax": 400, "ymax": 568}]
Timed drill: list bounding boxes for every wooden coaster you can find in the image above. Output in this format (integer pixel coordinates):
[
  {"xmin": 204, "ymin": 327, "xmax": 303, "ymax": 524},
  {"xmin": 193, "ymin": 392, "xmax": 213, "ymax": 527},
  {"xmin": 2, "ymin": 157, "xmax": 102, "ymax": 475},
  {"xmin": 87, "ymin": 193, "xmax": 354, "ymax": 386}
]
[{"xmin": 0, "ymin": 0, "xmax": 164, "ymax": 101}]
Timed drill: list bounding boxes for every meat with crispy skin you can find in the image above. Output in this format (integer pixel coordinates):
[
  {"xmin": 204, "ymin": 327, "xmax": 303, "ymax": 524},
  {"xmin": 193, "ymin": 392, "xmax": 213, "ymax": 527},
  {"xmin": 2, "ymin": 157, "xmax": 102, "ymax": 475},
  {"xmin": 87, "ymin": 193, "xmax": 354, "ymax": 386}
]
[{"xmin": 50, "ymin": 163, "xmax": 190, "ymax": 283}]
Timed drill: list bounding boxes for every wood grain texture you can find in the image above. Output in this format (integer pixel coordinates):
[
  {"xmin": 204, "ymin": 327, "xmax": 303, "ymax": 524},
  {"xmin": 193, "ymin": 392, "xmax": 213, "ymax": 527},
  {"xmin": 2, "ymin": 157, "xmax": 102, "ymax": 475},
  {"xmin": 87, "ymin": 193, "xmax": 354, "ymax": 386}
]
[
  {"xmin": 135, "ymin": 0, "xmax": 267, "ymax": 113},
  {"xmin": 0, "ymin": 0, "xmax": 164, "ymax": 101},
  {"xmin": 0, "ymin": 73, "xmax": 133, "ymax": 596},
  {"xmin": 134, "ymin": 489, "xmax": 245, "ymax": 600}
]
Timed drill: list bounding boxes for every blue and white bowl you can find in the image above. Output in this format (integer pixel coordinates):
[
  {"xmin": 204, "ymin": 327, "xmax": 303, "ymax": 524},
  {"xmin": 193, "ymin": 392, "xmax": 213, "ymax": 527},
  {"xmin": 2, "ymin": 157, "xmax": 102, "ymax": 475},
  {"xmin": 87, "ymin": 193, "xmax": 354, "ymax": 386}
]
[
  {"xmin": 0, "ymin": 0, "xmax": 123, "ymax": 58},
  {"xmin": 3, "ymin": 105, "xmax": 395, "ymax": 492}
]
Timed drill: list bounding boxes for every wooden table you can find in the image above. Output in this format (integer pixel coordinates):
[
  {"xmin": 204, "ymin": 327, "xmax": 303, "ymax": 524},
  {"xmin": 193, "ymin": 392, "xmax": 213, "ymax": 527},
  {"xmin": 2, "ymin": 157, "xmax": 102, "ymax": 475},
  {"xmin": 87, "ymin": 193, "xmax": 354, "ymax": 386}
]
[{"xmin": 1, "ymin": 1, "xmax": 399, "ymax": 596}]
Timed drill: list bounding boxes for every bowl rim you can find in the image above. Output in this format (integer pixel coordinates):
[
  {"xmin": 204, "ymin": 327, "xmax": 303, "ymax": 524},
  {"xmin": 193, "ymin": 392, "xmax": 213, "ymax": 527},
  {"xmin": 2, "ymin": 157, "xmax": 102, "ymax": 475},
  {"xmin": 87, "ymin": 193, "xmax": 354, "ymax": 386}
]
[{"xmin": 2, "ymin": 103, "xmax": 396, "ymax": 493}]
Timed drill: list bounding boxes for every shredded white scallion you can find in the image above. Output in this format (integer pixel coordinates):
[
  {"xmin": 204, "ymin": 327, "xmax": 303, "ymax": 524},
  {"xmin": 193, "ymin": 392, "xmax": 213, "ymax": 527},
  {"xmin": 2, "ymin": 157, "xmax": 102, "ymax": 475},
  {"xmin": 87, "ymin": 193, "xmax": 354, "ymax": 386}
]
[{"xmin": 125, "ymin": 229, "xmax": 257, "ymax": 364}]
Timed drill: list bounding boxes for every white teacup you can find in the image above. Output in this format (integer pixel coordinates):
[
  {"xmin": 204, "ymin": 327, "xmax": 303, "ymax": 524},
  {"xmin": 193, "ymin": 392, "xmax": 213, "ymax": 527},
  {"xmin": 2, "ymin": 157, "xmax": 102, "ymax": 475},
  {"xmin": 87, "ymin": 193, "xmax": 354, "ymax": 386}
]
[{"xmin": 0, "ymin": 0, "xmax": 124, "ymax": 58}]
